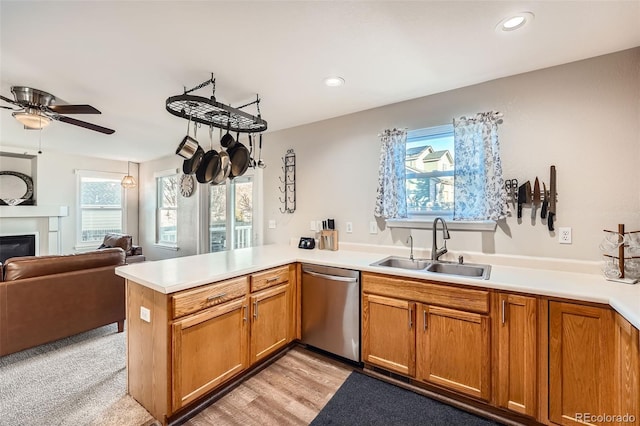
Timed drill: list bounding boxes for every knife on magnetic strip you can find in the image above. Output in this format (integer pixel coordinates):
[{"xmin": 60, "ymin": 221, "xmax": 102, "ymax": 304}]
[
  {"xmin": 548, "ymin": 166, "xmax": 557, "ymax": 231},
  {"xmin": 540, "ymin": 182, "xmax": 548, "ymax": 219},
  {"xmin": 517, "ymin": 181, "xmax": 531, "ymax": 219},
  {"xmin": 531, "ymin": 178, "xmax": 540, "ymax": 219}
]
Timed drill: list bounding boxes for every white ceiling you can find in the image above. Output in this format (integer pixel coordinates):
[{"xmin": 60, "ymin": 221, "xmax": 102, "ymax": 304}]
[{"xmin": 1, "ymin": 1, "xmax": 639, "ymax": 162}]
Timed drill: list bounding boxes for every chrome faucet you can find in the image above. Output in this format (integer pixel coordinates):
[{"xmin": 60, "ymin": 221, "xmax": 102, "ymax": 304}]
[
  {"xmin": 431, "ymin": 217, "xmax": 450, "ymax": 262},
  {"xmin": 406, "ymin": 235, "xmax": 414, "ymax": 260}
]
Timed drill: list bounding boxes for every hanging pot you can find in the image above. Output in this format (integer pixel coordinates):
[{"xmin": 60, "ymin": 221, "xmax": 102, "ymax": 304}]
[
  {"xmin": 220, "ymin": 120, "xmax": 235, "ymax": 148},
  {"xmin": 196, "ymin": 125, "xmax": 222, "ymax": 184},
  {"xmin": 182, "ymin": 145, "xmax": 204, "ymax": 175},
  {"xmin": 227, "ymin": 134, "xmax": 250, "ymax": 179},
  {"xmin": 176, "ymin": 113, "xmax": 200, "ymax": 159}
]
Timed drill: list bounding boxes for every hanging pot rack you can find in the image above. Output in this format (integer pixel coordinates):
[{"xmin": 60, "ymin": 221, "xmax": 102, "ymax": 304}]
[{"xmin": 165, "ymin": 74, "xmax": 267, "ymax": 134}]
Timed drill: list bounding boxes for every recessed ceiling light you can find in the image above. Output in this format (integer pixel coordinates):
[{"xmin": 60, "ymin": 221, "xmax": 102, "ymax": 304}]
[
  {"xmin": 324, "ymin": 77, "xmax": 345, "ymax": 87},
  {"xmin": 496, "ymin": 12, "xmax": 534, "ymax": 32}
]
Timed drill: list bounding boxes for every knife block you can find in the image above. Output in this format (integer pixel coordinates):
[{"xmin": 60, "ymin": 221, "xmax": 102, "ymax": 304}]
[{"xmin": 319, "ymin": 230, "xmax": 339, "ymax": 251}]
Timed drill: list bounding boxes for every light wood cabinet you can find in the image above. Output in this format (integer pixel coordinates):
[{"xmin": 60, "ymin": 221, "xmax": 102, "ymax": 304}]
[
  {"xmin": 416, "ymin": 304, "xmax": 491, "ymax": 401},
  {"xmin": 549, "ymin": 301, "xmax": 616, "ymax": 425},
  {"xmin": 496, "ymin": 293, "xmax": 537, "ymax": 417},
  {"xmin": 126, "ymin": 264, "xmax": 296, "ymax": 424},
  {"xmin": 614, "ymin": 313, "xmax": 639, "ymax": 425},
  {"xmin": 362, "ymin": 293, "xmax": 416, "ymax": 376},
  {"xmin": 250, "ymin": 282, "xmax": 291, "ymax": 364},
  {"xmin": 171, "ymin": 297, "xmax": 249, "ymax": 412},
  {"xmin": 362, "ymin": 272, "xmax": 491, "ymax": 401}
]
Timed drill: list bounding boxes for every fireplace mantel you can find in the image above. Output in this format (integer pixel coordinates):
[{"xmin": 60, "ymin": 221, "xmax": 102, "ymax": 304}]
[
  {"xmin": 0, "ymin": 205, "xmax": 68, "ymax": 255},
  {"xmin": 0, "ymin": 205, "xmax": 68, "ymax": 218}
]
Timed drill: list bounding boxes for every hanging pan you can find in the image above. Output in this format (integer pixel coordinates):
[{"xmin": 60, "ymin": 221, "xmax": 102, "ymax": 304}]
[
  {"xmin": 227, "ymin": 131, "xmax": 250, "ymax": 179},
  {"xmin": 195, "ymin": 125, "xmax": 222, "ymax": 184},
  {"xmin": 212, "ymin": 127, "xmax": 231, "ymax": 185},
  {"xmin": 220, "ymin": 119, "xmax": 235, "ymax": 148},
  {"xmin": 182, "ymin": 120, "xmax": 204, "ymax": 174}
]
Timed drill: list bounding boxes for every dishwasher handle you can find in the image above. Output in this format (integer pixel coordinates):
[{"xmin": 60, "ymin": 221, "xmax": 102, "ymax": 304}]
[{"xmin": 302, "ymin": 269, "xmax": 358, "ymax": 283}]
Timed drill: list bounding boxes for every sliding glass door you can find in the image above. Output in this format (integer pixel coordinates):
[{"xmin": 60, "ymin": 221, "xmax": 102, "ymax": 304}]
[{"xmin": 208, "ymin": 172, "xmax": 260, "ymax": 253}]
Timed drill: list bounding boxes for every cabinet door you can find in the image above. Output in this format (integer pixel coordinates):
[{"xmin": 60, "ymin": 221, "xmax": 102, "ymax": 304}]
[
  {"xmin": 171, "ymin": 297, "xmax": 249, "ymax": 412},
  {"xmin": 416, "ymin": 304, "xmax": 491, "ymax": 401},
  {"xmin": 362, "ymin": 294, "xmax": 416, "ymax": 376},
  {"xmin": 549, "ymin": 302, "xmax": 615, "ymax": 425},
  {"xmin": 614, "ymin": 313, "xmax": 639, "ymax": 426},
  {"xmin": 250, "ymin": 283, "xmax": 291, "ymax": 364},
  {"xmin": 497, "ymin": 293, "xmax": 537, "ymax": 417}
]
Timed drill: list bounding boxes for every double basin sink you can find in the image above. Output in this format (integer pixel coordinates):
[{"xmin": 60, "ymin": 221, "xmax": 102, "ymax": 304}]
[{"xmin": 371, "ymin": 256, "xmax": 491, "ymax": 280}]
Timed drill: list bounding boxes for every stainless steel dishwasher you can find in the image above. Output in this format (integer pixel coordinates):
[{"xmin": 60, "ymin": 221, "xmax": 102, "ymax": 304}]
[{"xmin": 301, "ymin": 264, "xmax": 360, "ymax": 362}]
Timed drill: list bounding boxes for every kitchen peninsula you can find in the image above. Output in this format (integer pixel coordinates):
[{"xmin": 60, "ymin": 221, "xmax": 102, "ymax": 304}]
[{"xmin": 116, "ymin": 244, "xmax": 640, "ymax": 425}]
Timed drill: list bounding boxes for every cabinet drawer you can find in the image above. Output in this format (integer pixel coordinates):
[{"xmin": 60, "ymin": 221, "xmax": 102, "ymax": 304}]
[
  {"xmin": 362, "ymin": 272, "xmax": 490, "ymax": 314},
  {"xmin": 250, "ymin": 266, "xmax": 289, "ymax": 292},
  {"xmin": 171, "ymin": 276, "xmax": 248, "ymax": 319}
]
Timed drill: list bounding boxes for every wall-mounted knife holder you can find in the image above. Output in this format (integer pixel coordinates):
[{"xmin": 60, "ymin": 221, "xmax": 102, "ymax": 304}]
[
  {"xmin": 505, "ymin": 165, "xmax": 558, "ymax": 230},
  {"xmin": 601, "ymin": 224, "xmax": 640, "ymax": 283},
  {"xmin": 279, "ymin": 149, "xmax": 296, "ymax": 214}
]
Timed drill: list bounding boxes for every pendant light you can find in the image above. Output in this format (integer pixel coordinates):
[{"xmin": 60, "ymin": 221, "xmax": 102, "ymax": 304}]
[{"xmin": 121, "ymin": 161, "xmax": 137, "ymax": 189}]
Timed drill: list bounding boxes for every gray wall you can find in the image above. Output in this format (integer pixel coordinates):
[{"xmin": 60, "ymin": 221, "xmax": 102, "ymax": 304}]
[{"xmin": 261, "ymin": 48, "xmax": 640, "ymax": 262}]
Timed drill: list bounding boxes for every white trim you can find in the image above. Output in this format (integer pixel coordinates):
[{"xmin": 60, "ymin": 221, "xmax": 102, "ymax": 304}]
[
  {"xmin": 385, "ymin": 217, "xmax": 497, "ymax": 231},
  {"xmin": 407, "ymin": 124, "xmax": 454, "ymax": 141},
  {"xmin": 75, "ymin": 169, "xmax": 125, "ymax": 179},
  {"xmin": 154, "ymin": 243, "xmax": 179, "ymax": 251},
  {"xmin": 154, "ymin": 168, "xmax": 179, "ymax": 179}
]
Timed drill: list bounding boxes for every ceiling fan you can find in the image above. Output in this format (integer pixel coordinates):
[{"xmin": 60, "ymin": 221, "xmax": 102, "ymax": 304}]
[{"xmin": 0, "ymin": 86, "xmax": 115, "ymax": 134}]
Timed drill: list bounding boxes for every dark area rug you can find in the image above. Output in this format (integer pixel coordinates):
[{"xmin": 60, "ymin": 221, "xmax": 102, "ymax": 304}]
[{"xmin": 311, "ymin": 371, "xmax": 500, "ymax": 426}]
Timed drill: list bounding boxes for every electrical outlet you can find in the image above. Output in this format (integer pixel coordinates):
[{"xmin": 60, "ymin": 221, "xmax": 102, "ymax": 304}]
[
  {"xmin": 316, "ymin": 220, "xmax": 323, "ymax": 231},
  {"xmin": 369, "ymin": 221, "xmax": 378, "ymax": 234},
  {"xmin": 140, "ymin": 306, "xmax": 151, "ymax": 323},
  {"xmin": 310, "ymin": 221, "xmax": 316, "ymax": 231},
  {"xmin": 268, "ymin": 220, "xmax": 276, "ymax": 229},
  {"xmin": 346, "ymin": 222, "xmax": 353, "ymax": 233},
  {"xmin": 559, "ymin": 227, "xmax": 572, "ymax": 244}
]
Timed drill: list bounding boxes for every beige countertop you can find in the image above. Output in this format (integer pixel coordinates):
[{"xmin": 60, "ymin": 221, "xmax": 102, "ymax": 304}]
[{"xmin": 116, "ymin": 244, "xmax": 640, "ymax": 329}]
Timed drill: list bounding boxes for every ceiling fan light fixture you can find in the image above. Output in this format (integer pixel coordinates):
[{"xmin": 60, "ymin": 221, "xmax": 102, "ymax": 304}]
[{"xmin": 12, "ymin": 108, "xmax": 51, "ymax": 129}]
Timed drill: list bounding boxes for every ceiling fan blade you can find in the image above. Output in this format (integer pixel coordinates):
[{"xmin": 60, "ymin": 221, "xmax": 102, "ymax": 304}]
[
  {"xmin": 57, "ymin": 116, "xmax": 115, "ymax": 134},
  {"xmin": 49, "ymin": 104, "xmax": 101, "ymax": 114},
  {"xmin": 0, "ymin": 94, "xmax": 18, "ymax": 105}
]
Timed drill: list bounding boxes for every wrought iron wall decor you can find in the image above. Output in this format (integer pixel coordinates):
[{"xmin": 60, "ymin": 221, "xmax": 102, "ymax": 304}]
[{"xmin": 279, "ymin": 149, "xmax": 296, "ymax": 213}]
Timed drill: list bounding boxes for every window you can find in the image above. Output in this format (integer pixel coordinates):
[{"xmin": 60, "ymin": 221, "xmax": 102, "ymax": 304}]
[
  {"xmin": 77, "ymin": 171, "xmax": 125, "ymax": 246},
  {"xmin": 406, "ymin": 124, "xmax": 455, "ymax": 216},
  {"xmin": 156, "ymin": 172, "xmax": 178, "ymax": 245},
  {"xmin": 208, "ymin": 174, "xmax": 258, "ymax": 253}
]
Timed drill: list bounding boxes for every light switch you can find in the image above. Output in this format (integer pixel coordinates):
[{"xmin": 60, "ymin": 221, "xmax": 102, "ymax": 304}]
[
  {"xmin": 140, "ymin": 306, "xmax": 151, "ymax": 323},
  {"xmin": 268, "ymin": 220, "xmax": 276, "ymax": 229},
  {"xmin": 369, "ymin": 221, "xmax": 378, "ymax": 234}
]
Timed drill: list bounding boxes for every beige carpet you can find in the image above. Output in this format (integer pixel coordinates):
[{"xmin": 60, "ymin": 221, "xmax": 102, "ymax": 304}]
[{"xmin": 0, "ymin": 324, "xmax": 155, "ymax": 426}]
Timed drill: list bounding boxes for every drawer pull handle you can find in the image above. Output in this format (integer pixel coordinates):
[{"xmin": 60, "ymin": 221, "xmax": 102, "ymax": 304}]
[
  {"xmin": 206, "ymin": 293, "xmax": 227, "ymax": 302},
  {"xmin": 501, "ymin": 299, "xmax": 506, "ymax": 324},
  {"xmin": 243, "ymin": 305, "xmax": 248, "ymax": 322},
  {"xmin": 266, "ymin": 277, "xmax": 279, "ymax": 283},
  {"xmin": 253, "ymin": 300, "xmax": 259, "ymax": 319},
  {"xmin": 423, "ymin": 309, "xmax": 427, "ymax": 331},
  {"xmin": 408, "ymin": 306, "xmax": 413, "ymax": 330}
]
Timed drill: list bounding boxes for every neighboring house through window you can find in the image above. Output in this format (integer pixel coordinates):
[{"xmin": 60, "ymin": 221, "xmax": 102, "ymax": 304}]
[
  {"xmin": 156, "ymin": 170, "xmax": 178, "ymax": 246},
  {"xmin": 76, "ymin": 170, "xmax": 125, "ymax": 248},
  {"xmin": 406, "ymin": 124, "xmax": 455, "ymax": 216}
]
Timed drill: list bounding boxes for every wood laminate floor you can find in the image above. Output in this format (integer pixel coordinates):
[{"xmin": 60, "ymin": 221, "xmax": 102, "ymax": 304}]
[{"xmin": 183, "ymin": 347, "xmax": 353, "ymax": 426}]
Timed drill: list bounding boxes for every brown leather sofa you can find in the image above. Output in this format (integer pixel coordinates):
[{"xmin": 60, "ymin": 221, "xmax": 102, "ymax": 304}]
[
  {"xmin": 0, "ymin": 248, "xmax": 126, "ymax": 356},
  {"xmin": 99, "ymin": 233, "xmax": 145, "ymax": 263}
]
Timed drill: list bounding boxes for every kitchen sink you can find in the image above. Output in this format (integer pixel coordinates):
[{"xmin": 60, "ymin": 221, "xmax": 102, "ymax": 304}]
[
  {"xmin": 371, "ymin": 256, "xmax": 430, "ymax": 270},
  {"xmin": 425, "ymin": 261, "xmax": 491, "ymax": 279}
]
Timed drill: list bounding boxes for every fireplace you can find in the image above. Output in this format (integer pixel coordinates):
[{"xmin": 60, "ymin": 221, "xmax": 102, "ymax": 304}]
[{"xmin": 0, "ymin": 233, "xmax": 38, "ymax": 263}]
